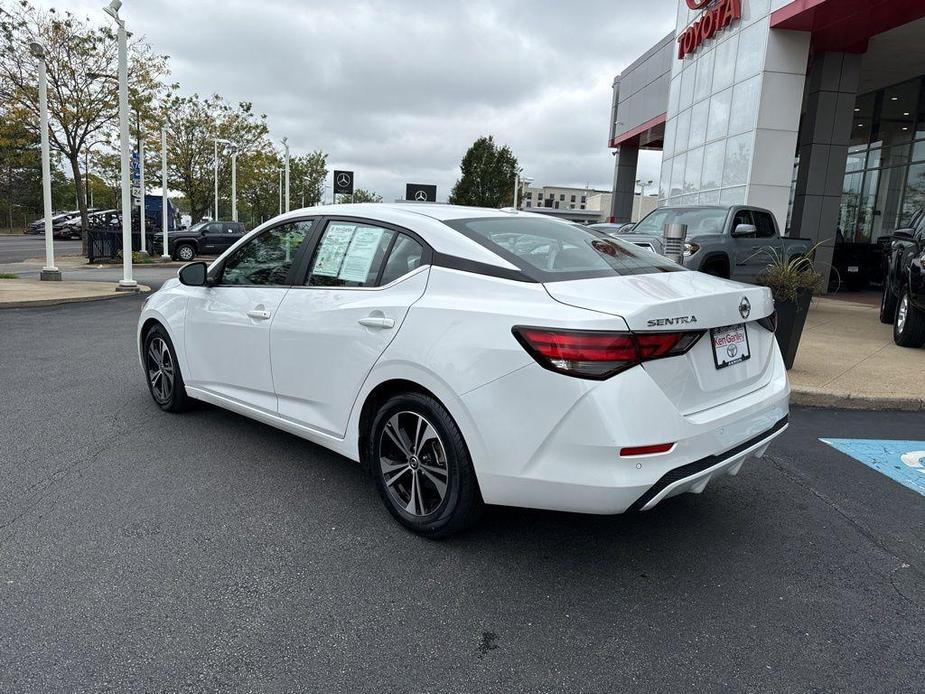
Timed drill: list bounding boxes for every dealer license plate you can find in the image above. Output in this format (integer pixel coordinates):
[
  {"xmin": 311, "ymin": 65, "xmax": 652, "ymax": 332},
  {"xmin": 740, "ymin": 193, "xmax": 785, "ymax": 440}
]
[{"xmin": 711, "ymin": 323, "xmax": 751, "ymax": 369}]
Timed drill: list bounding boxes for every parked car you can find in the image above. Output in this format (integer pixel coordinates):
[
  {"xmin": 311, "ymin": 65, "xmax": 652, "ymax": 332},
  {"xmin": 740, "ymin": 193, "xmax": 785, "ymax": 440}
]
[
  {"xmin": 138, "ymin": 204, "xmax": 789, "ymax": 537},
  {"xmin": 880, "ymin": 208, "xmax": 925, "ymax": 347},
  {"xmin": 613, "ymin": 206, "xmax": 813, "ymax": 283},
  {"xmin": 54, "ymin": 208, "xmax": 102, "ymax": 239},
  {"xmin": 150, "ymin": 220, "xmax": 246, "ymax": 261},
  {"xmin": 26, "ymin": 210, "xmax": 82, "ymax": 235}
]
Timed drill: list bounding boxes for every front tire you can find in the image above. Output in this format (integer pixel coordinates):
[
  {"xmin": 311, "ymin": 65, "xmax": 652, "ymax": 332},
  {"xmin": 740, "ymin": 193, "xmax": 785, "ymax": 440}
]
[
  {"xmin": 368, "ymin": 392, "xmax": 483, "ymax": 538},
  {"xmin": 880, "ymin": 283, "xmax": 898, "ymax": 324},
  {"xmin": 143, "ymin": 325, "xmax": 189, "ymax": 412},
  {"xmin": 175, "ymin": 243, "xmax": 196, "ymax": 261},
  {"xmin": 893, "ymin": 290, "xmax": 925, "ymax": 348}
]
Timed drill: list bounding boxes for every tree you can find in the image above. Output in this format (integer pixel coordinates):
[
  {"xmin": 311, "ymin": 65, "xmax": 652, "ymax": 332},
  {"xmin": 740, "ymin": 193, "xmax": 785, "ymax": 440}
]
[
  {"xmin": 448, "ymin": 135, "xmax": 518, "ymax": 208},
  {"xmin": 161, "ymin": 93, "xmax": 270, "ymax": 222},
  {"xmin": 337, "ymin": 188, "xmax": 382, "ymax": 204},
  {"xmin": 0, "ymin": 104, "xmax": 41, "ymax": 231},
  {"xmin": 288, "ymin": 151, "xmax": 328, "ymax": 208},
  {"xmin": 0, "ymin": 2, "xmax": 169, "ymax": 248}
]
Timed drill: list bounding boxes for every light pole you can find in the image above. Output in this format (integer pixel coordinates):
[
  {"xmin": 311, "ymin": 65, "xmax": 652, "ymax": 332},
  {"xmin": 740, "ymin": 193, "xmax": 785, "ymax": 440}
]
[
  {"xmin": 30, "ymin": 42, "xmax": 59, "ymax": 281},
  {"xmin": 278, "ymin": 168, "xmax": 283, "ymax": 215},
  {"xmin": 213, "ymin": 137, "xmax": 231, "ymax": 221},
  {"xmin": 636, "ymin": 178, "xmax": 653, "ymax": 197},
  {"xmin": 160, "ymin": 126, "xmax": 170, "ymax": 259},
  {"xmin": 230, "ymin": 147, "xmax": 238, "ymax": 222},
  {"xmin": 281, "ymin": 137, "xmax": 290, "ymax": 212},
  {"xmin": 104, "ymin": 0, "xmax": 136, "ymax": 290},
  {"xmin": 138, "ymin": 136, "xmax": 146, "ymax": 253}
]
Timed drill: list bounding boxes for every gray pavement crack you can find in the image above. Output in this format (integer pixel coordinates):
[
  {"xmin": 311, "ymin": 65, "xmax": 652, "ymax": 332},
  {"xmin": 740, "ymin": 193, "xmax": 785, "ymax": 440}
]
[{"xmin": 767, "ymin": 454, "xmax": 923, "ymax": 610}]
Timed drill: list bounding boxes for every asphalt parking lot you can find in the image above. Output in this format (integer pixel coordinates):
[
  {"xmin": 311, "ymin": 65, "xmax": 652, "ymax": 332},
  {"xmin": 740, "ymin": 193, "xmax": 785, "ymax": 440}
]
[
  {"xmin": 1, "ymin": 296, "xmax": 923, "ymax": 693},
  {"xmin": 0, "ymin": 235, "xmax": 82, "ymax": 264}
]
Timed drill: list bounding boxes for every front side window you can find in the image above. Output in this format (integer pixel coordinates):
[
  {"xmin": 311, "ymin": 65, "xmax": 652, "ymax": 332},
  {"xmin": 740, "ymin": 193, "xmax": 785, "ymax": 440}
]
[
  {"xmin": 221, "ymin": 221, "xmax": 312, "ymax": 286},
  {"xmin": 306, "ymin": 222, "xmax": 395, "ymax": 288},
  {"xmin": 632, "ymin": 208, "xmax": 727, "ymax": 237},
  {"xmin": 444, "ymin": 216, "xmax": 681, "ymax": 281}
]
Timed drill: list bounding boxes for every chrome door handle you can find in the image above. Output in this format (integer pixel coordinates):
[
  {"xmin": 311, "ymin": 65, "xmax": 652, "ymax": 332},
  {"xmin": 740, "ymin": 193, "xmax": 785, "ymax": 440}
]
[
  {"xmin": 246, "ymin": 309, "xmax": 272, "ymax": 320},
  {"xmin": 358, "ymin": 316, "xmax": 395, "ymax": 329}
]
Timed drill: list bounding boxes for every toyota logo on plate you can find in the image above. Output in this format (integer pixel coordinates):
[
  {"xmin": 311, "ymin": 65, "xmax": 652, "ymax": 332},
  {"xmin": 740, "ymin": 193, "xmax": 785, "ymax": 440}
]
[
  {"xmin": 337, "ymin": 173, "xmax": 351, "ymax": 187},
  {"xmin": 414, "ymin": 190, "xmax": 428, "ymax": 202},
  {"xmin": 739, "ymin": 297, "xmax": 751, "ymax": 320}
]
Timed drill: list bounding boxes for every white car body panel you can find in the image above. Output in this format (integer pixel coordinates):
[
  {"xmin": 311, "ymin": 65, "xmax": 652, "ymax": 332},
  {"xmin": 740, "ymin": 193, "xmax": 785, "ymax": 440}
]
[{"xmin": 139, "ymin": 203, "xmax": 791, "ymax": 516}]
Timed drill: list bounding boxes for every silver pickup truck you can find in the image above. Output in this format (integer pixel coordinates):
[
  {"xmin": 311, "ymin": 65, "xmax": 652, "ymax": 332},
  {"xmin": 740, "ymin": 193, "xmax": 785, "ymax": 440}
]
[{"xmin": 593, "ymin": 205, "xmax": 813, "ymax": 284}]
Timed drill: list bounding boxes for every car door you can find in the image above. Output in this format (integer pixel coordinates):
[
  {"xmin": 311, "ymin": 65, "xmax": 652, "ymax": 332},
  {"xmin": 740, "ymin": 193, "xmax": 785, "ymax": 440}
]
[
  {"xmin": 730, "ymin": 209, "xmax": 772, "ymax": 283},
  {"xmin": 183, "ymin": 219, "xmax": 315, "ymax": 413},
  {"xmin": 270, "ymin": 218, "xmax": 431, "ymax": 436},
  {"xmin": 198, "ymin": 222, "xmax": 225, "ymax": 254},
  {"xmin": 220, "ymin": 222, "xmax": 244, "ymax": 252},
  {"xmin": 910, "ymin": 215, "xmax": 925, "ymax": 309}
]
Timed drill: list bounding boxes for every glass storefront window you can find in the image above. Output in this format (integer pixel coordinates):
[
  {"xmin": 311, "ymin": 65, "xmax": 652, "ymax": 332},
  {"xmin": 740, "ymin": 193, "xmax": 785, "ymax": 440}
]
[
  {"xmin": 851, "ymin": 93, "xmax": 875, "ymax": 147},
  {"xmin": 670, "ymin": 152, "xmax": 686, "ymax": 197},
  {"xmin": 685, "ymin": 146, "xmax": 703, "ymax": 192},
  {"xmin": 712, "ymin": 33, "xmax": 737, "ymax": 93},
  {"xmin": 679, "ymin": 64, "xmax": 695, "ymax": 111},
  {"xmin": 734, "ymin": 19, "xmax": 768, "ymax": 83},
  {"xmin": 723, "ymin": 133, "xmax": 753, "ymax": 188},
  {"xmin": 872, "ymin": 166, "xmax": 906, "ymax": 239},
  {"xmin": 720, "ymin": 186, "xmax": 746, "ymax": 206},
  {"xmin": 675, "ymin": 108, "xmax": 692, "ymax": 154},
  {"xmin": 694, "ymin": 48, "xmax": 714, "ymax": 103},
  {"xmin": 701, "ymin": 140, "xmax": 725, "ymax": 190},
  {"xmin": 689, "ymin": 100, "xmax": 709, "ymax": 148},
  {"xmin": 729, "ymin": 75, "xmax": 761, "ymax": 136},
  {"xmin": 845, "ymin": 150, "xmax": 866, "ymax": 173},
  {"xmin": 877, "ymin": 80, "xmax": 919, "ymax": 145},
  {"xmin": 867, "ymin": 148, "xmax": 881, "ymax": 170},
  {"xmin": 707, "ymin": 88, "xmax": 731, "ymax": 142},
  {"xmin": 912, "ymin": 140, "xmax": 925, "ymax": 162},
  {"xmin": 902, "ymin": 162, "xmax": 925, "ymax": 224},
  {"xmin": 839, "ymin": 171, "xmax": 863, "ymax": 240}
]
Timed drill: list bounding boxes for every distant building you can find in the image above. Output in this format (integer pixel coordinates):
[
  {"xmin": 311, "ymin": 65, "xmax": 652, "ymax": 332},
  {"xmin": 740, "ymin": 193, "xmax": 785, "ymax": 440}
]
[
  {"xmin": 519, "ymin": 185, "xmax": 609, "ymax": 212},
  {"xmin": 585, "ymin": 192, "xmax": 658, "ymax": 222}
]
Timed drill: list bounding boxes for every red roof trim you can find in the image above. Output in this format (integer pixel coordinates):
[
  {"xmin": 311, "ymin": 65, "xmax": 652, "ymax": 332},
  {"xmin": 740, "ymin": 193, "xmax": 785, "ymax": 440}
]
[{"xmin": 608, "ymin": 113, "xmax": 667, "ymax": 148}]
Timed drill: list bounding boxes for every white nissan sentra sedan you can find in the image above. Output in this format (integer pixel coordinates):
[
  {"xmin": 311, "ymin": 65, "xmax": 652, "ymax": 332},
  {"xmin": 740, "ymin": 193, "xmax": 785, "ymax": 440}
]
[{"xmin": 138, "ymin": 204, "xmax": 789, "ymax": 537}]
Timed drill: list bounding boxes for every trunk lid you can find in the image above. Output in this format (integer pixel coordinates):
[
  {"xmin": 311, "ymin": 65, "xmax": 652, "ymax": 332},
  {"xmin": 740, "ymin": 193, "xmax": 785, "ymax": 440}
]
[{"xmin": 544, "ymin": 272, "xmax": 778, "ymax": 415}]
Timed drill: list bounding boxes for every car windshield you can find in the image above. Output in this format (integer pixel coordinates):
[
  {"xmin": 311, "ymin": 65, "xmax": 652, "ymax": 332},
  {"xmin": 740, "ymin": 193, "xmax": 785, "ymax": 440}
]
[
  {"xmin": 444, "ymin": 216, "xmax": 681, "ymax": 281},
  {"xmin": 631, "ymin": 208, "xmax": 728, "ymax": 236},
  {"xmin": 187, "ymin": 222, "xmax": 208, "ymax": 232}
]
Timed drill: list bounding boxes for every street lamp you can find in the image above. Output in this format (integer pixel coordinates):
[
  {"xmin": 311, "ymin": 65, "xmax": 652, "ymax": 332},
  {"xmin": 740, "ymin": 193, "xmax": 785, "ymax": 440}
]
[
  {"xmin": 160, "ymin": 126, "xmax": 170, "ymax": 259},
  {"xmin": 213, "ymin": 137, "xmax": 231, "ymax": 221},
  {"xmin": 278, "ymin": 168, "xmax": 283, "ymax": 215},
  {"xmin": 513, "ymin": 173, "xmax": 534, "ymax": 210},
  {"xmin": 281, "ymin": 137, "xmax": 290, "ymax": 212},
  {"xmin": 229, "ymin": 146, "xmax": 239, "ymax": 222},
  {"xmin": 30, "ymin": 42, "xmax": 60, "ymax": 281},
  {"xmin": 103, "ymin": 0, "xmax": 136, "ymax": 290}
]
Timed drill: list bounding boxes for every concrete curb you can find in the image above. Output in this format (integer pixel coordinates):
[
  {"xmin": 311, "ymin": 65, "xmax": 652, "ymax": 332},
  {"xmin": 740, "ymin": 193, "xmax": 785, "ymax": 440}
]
[
  {"xmin": 0, "ymin": 284, "xmax": 151, "ymax": 309},
  {"xmin": 791, "ymin": 386, "xmax": 925, "ymax": 412}
]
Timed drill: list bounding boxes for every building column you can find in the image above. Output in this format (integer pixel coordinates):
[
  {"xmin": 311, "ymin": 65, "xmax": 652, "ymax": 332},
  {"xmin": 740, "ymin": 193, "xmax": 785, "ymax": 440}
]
[
  {"xmin": 789, "ymin": 52, "xmax": 861, "ymax": 277},
  {"xmin": 610, "ymin": 142, "xmax": 639, "ymax": 223}
]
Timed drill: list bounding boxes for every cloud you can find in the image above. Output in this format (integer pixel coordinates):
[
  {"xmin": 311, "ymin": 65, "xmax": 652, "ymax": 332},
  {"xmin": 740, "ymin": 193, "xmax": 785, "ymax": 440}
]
[{"xmin": 39, "ymin": 0, "xmax": 674, "ymax": 202}]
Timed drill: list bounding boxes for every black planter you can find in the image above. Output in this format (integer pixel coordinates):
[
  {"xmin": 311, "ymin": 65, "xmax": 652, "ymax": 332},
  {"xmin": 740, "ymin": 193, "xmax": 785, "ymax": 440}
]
[{"xmin": 773, "ymin": 288, "xmax": 813, "ymax": 370}]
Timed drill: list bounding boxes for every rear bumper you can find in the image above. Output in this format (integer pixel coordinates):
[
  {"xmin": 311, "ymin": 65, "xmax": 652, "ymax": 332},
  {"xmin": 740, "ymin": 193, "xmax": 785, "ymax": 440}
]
[{"xmin": 460, "ymin": 348, "xmax": 790, "ymax": 515}]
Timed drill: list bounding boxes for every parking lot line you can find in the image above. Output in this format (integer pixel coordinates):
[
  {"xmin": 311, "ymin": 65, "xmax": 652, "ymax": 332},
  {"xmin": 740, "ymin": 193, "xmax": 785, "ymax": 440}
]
[{"xmin": 820, "ymin": 438, "xmax": 925, "ymax": 497}]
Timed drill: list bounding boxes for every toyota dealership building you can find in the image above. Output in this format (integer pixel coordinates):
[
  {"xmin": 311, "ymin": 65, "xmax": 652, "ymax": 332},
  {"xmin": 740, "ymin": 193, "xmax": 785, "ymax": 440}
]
[{"xmin": 609, "ymin": 0, "xmax": 925, "ymax": 274}]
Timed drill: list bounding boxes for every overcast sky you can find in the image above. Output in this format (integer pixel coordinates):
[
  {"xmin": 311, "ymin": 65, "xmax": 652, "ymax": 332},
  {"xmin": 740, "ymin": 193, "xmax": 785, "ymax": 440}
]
[{"xmin": 40, "ymin": 0, "xmax": 675, "ymax": 203}]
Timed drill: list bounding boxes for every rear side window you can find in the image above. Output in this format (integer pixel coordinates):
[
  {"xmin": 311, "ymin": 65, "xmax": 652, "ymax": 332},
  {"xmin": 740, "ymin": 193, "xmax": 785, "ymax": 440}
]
[
  {"xmin": 379, "ymin": 234, "xmax": 425, "ymax": 285},
  {"xmin": 307, "ymin": 222, "xmax": 395, "ymax": 288},
  {"xmin": 753, "ymin": 211, "xmax": 776, "ymax": 238},
  {"xmin": 444, "ymin": 217, "xmax": 682, "ymax": 282}
]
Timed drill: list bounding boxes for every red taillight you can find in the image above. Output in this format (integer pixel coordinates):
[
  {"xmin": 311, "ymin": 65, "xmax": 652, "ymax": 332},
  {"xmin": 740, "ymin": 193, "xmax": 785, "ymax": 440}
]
[
  {"xmin": 512, "ymin": 327, "xmax": 703, "ymax": 380},
  {"xmin": 620, "ymin": 443, "xmax": 675, "ymax": 457}
]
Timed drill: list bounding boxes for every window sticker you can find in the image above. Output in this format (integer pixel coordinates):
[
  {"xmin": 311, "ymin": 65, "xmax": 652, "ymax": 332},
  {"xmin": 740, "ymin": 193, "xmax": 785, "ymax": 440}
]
[
  {"xmin": 312, "ymin": 223, "xmax": 356, "ymax": 277},
  {"xmin": 338, "ymin": 226, "xmax": 385, "ymax": 282}
]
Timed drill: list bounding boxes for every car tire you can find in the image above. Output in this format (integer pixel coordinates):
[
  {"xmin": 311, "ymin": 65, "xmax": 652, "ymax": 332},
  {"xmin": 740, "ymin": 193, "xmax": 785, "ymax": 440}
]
[
  {"xmin": 175, "ymin": 243, "xmax": 196, "ymax": 261},
  {"xmin": 893, "ymin": 290, "xmax": 925, "ymax": 348},
  {"xmin": 879, "ymin": 283, "xmax": 898, "ymax": 324},
  {"xmin": 142, "ymin": 324, "xmax": 190, "ymax": 413},
  {"xmin": 367, "ymin": 392, "xmax": 483, "ymax": 539},
  {"xmin": 699, "ymin": 257, "xmax": 729, "ymax": 279}
]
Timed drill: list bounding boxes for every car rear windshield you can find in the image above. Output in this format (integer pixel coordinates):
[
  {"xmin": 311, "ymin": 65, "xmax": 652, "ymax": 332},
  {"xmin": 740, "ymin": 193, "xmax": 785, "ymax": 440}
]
[
  {"xmin": 443, "ymin": 216, "xmax": 682, "ymax": 282},
  {"xmin": 631, "ymin": 208, "xmax": 728, "ymax": 236}
]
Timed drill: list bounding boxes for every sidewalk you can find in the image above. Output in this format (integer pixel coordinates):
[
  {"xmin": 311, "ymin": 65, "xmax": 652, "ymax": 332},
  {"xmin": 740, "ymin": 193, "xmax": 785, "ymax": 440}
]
[
  {"xmin": 789, "ymin": 297, "xmax": 925, "ymax": 411},
  {"xmin": 0, "ymin": 278, "xmax": 151, "ymax": 308}
]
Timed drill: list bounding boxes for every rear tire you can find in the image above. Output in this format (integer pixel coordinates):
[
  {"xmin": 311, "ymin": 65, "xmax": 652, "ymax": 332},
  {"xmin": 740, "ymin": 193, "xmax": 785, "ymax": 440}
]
[
  {"xmin": 175, "ymin": 243, "xmax": 196, "ymax": 261},
  {"xmin": 880, "ymin": 283, "xmax": 898, "ymax": 324},
  {"xmin": 142, "ymin": 324, "xmax": 190, "ymax": 412},
  {"xmin": 367, "ymin": 392, "xmax": 483, "ymax": 538},
  {"xmin": 893, "ymin": 290, "xmax": 925, "ymax": 348}
]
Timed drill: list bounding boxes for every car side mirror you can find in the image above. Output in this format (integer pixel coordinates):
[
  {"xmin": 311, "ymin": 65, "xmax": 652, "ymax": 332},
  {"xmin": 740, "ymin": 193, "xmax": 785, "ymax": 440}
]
[
  {"xmin": 178, "ymin": 261, "xmax": 208, "ymax": 286},
  {"xmin": 732, "ymin": 223, "xmax": 757, "ymax": 237}
]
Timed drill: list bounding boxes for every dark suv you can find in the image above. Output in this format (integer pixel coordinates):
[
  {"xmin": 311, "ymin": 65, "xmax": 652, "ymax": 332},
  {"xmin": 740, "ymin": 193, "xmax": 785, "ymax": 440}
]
[
  {"xmin": 151, "ymin": 221, "xmax": 246, "ymax": 261},
  {"xmin": 880, "ymin": 208, "xmax": 925, "ymax": 347}
]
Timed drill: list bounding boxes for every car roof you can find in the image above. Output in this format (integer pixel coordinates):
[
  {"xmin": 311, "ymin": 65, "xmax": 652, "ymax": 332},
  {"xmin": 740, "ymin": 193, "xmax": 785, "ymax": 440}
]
[{"xmin": 260, "ymin": 203, "xmax": 566, "ymax": 270}]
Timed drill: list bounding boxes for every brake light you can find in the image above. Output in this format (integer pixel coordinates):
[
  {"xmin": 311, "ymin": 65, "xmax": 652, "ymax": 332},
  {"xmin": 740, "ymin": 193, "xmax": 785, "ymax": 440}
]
[{"xmin": 512, "ymin": 327, "xmax": 703, "ymax": 379}]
